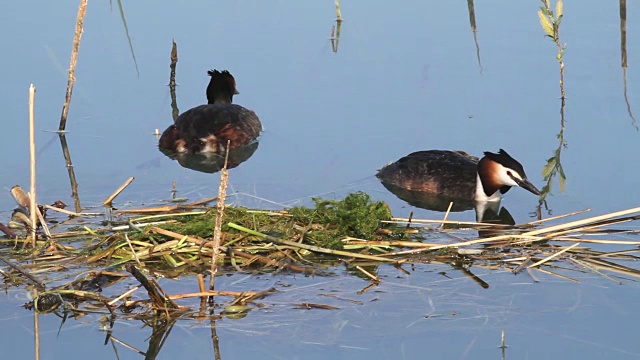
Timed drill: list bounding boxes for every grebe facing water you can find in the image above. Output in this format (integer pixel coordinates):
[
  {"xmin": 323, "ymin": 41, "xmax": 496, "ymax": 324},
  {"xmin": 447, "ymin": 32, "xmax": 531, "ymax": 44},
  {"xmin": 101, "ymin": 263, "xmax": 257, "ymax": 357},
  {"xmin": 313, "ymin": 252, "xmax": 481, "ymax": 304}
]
[
  {"xmin": 159, "ymin": 70, "xmax": 262, "ymax": 154},
  {"xmin": 377, "ymin": 149, "xmax": 541, "ymax": 202}
]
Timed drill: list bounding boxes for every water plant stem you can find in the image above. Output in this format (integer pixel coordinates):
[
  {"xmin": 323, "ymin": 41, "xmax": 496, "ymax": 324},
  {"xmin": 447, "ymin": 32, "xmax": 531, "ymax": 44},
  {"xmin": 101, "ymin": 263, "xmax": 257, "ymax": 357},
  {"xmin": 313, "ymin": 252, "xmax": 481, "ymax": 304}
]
[{"xmin": 59, "ymin": 0, "xmax": 87, "ymax": 132}]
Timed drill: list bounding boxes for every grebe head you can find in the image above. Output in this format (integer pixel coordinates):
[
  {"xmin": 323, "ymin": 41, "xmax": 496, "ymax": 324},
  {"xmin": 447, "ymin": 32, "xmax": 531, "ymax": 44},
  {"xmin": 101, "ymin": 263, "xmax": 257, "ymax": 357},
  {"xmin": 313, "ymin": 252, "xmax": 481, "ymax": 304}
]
[
  {"xmin": 206, "ymin": 70, "xmax": 240, "ymax": 105},
  {"xmin": 477, "ymin": 149, "xmax": 541, "ymax": 200}
]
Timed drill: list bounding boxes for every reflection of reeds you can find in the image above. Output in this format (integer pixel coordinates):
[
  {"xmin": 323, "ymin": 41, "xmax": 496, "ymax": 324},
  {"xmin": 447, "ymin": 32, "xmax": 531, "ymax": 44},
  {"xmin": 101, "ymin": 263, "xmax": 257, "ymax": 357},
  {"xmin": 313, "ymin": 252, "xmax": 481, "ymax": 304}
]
[
  {"xmin": 59, "ymin": 0, "xmax": 87, "ymax": 132},
  {"xmin": 58, "ymin": 134, "xmax": 82, "ymax": 213},
  {"xmin": 330, "ymin": 21, "xmax": 343, "ymax": 54},
  {"xmin": 169, "ymin": 40, "xmax": 179, "ymax": 122},
  {"xmin": 537, "ymin": 0, "xmax": 567, "ymax": 204},
  {"xmin": 619, "ymin": 0, "xmax": 637, "ymax": 129},
  {"xmin": 113, "ymin": 0, "xmax": 139, "ymax": 77},
  {"xmin": 467, "ymin": 0, "xmax": 483, "ymax": 73}
]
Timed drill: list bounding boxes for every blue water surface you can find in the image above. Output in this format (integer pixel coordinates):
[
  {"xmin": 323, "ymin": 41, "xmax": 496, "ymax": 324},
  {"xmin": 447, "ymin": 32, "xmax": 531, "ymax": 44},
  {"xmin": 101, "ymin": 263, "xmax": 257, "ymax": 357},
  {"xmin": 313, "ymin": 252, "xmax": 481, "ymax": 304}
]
[{"xmin": 1, "ymin": 1, "xmax": 639, "ymax": 359}]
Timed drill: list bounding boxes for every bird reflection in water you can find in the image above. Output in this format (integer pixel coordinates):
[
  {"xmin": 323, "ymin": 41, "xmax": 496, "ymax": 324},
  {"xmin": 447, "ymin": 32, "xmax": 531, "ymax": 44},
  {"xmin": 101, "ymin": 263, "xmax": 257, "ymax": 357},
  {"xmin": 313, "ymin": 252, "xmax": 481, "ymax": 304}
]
[{"xmin": 159, "ymin": 141, "xmax": 259, "ymax": 174}]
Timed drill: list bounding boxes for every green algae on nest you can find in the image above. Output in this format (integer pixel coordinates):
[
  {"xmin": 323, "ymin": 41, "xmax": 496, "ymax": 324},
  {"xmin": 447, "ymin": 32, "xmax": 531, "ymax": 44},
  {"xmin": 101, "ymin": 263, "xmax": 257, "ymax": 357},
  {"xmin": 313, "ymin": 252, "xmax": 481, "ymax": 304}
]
[
  {"xmin": 152, "ymin": 192, "xmax": 394, "ymax": 250},
  {"xmin": 289, "ymin": 192, "xmax": 393, "ymax": 249}
]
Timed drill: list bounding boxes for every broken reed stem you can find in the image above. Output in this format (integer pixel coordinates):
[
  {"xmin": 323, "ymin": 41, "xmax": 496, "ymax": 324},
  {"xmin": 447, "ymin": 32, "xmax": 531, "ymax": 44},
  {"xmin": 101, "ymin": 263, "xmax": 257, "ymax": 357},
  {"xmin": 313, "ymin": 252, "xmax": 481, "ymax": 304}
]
[
  {"xmin": 103, "ymin": 176, "xmax": 135, "ymax": 206},
  {"xmin": 335, "ymin": 0, "xmax": 343, "ymax": 21},
  {"xmin": 528, "ymin": 242, "xmax": 580, "ymax": 268},
  {"xmin": 29, "ymin": 84, "xmax": 37, "ymax": 247},
  {"xmin": 210, "ymin": 141, "xmax": 231, "ymax": 291},
  {"xmin": 59, "ymin": 0, "xmax": 87, "ymax": 132}
]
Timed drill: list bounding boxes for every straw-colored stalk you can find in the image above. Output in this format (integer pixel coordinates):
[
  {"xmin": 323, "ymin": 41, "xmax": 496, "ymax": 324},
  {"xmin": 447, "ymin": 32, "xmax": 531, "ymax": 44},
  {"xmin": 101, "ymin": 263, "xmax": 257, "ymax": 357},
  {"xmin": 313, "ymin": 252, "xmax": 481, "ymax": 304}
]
[
  {"xmin": 210, "ymin": 142, "xmax": 231, "ymax": 290},
  {"xmin": 59, "ymin": 0, "xmax": 87, "ymax": 132},
  {"xmin": 440, "ymin": 202, "xmax": 454, "ymax": 228},
  {"xmin": 335, "ymin": 0, "xmax": 343, "ymax": 21},
  {"xmin": 29, "ymin": 84, "xmax": 37, "ymax": 247},
  {"xmin": 103, "ymin": 176, "xmax": 135, "ymax": 206}
]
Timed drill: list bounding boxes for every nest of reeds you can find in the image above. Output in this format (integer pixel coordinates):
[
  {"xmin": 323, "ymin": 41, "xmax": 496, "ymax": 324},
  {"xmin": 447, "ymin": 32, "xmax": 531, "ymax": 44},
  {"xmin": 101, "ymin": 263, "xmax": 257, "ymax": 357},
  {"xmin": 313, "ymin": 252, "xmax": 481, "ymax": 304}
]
[{"xmin": 2, "ymin": 185, "xmax": 640, "ymax": 322}]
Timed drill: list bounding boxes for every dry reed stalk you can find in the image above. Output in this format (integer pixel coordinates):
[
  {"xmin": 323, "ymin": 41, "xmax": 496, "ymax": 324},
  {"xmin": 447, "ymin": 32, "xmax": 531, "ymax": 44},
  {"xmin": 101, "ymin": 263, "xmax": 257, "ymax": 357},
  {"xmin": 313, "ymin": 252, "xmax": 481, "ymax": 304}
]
[
  {"xmin": 169, "ymin": 40, "xmax": 179, "ymax": 122},
  {"xmin": 167, "ymin": 290, "xmax": 259, "ymax": 301},
  {"xmin": 528, "ymin": 242, "xmax": 580, "ymax": 268},
  {"xmin": 108, "ymin": 285, "xmax": 141, "ymax": 306},
  {"xmin": 526, "ymin": 207, "xmax": 640, "ymax": 237},
  {"xmin": 355, "ymin": 265, "xmax": 380, "ymax": 283},
  {"xmin": 335, "ymin": 0, "xmax": 343, "ymax": 21},
  {"xmin": 34, "ymin": 207, "xmax": 51, "ymax": 239},
  {"xmin": 125, "ymin": 234, "xmax": 142, "ymax": 266},
  {"xmin": 115, "ymin": 196, "xmax": 217, "ymax": 214},
  {"xmin": 29, "ymin": 84, "xmax": 37, "ymax": 247},
  {"xmin": 391, "ymin": 207, "xmax": 640, "ymax": 256},
  {"xmin": 517, "ymin": 237, "xmax": 640, "ymax": 246},
  {"xmin": 59, "ymin": 0, "xmax": 88, "ymax": 132},
  {"xmin": 523, "ymin": 208, "xmax": 591, "ymax": 226},
  {"xmin": 148, "ymin": 227, "xmax": 311, "ymax": 273},
  {"xmin": 569, "ymin": 258, "xmax": 622, "ymax": 284},
  {"xmin": 210, "ymin": 141, "xmax": 231, "ymax": 291},
  {"xmin": 126, "ymin": 264, "xmax": 179, "ymax": 310},
  {"xmin": 440, "ymin": 202, "xmax": 454, "ymax": 228},
  {"xmin": 342, "ymin": 238, "xmax": 439, "ymax": 248},
  {"xmin": 43, "ymin": 204, "xmax": 97, "ymax": 217},
  {"xmin": 533, "ymin": 267, "xmax": 580, "ymax": 283},
  {"xmin": 385, "ymin": 218, "xmax": 511, "ymax": 227},
  {"xmin": 103, "ymin": 176, "xmax": 135, "ymax": 206},
  {"xmin": 228, "ymin": 223, "xmax": 395, "ymax": 262}
]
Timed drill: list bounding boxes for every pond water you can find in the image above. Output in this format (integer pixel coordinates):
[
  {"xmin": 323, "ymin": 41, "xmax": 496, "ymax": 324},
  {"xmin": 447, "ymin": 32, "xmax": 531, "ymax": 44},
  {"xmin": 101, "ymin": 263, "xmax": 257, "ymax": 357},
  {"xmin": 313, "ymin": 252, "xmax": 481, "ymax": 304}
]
[{"xmin": 2, "ymin": 1, "xmax": 640, "ymax": 359}]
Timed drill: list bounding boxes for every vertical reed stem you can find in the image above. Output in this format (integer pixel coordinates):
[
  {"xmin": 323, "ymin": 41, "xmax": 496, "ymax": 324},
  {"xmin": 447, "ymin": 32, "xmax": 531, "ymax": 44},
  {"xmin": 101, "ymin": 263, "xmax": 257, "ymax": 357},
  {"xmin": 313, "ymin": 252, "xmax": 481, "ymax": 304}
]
[
  {"xmin": 29, "ymin": 84, "xmax": 37, "ymax": 247},
  {"xmin": 209, "ymin": 141, "xmax": 231, "ymax": 291},
  {"xmin": 59, "ymin": 0, "xmax": 88, "ymax": 132},
  {"xmin": 169, "ymin": 40, "xmax": 180, "ymax": 122}
]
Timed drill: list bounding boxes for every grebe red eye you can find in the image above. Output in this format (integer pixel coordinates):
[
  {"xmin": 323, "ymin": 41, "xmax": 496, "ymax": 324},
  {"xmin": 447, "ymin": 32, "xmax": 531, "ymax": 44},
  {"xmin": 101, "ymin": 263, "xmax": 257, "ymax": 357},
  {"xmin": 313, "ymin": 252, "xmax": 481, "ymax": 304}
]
[{"xmin": 507, "ymin": 171, "xmax": 512, "ymax": 176}]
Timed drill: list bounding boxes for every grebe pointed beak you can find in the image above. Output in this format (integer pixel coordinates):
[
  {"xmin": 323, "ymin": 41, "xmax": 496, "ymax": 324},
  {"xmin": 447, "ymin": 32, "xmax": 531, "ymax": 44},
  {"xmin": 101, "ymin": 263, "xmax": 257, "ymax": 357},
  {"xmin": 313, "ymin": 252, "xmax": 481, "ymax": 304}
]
[
  {"xmin": 234, "ymin": 89, "xmax": 240, "ymax": 95},
  {"xmin": 514, "ymin": 177, "xmax": 541, "ymax": 196}
]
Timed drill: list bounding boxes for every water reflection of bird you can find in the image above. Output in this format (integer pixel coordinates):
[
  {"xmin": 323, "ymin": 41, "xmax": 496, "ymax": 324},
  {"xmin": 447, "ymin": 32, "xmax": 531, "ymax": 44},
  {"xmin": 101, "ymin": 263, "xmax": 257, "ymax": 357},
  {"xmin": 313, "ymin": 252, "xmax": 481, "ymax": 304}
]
[
  {"xmin": 159, "ymin": 70, "xmax": 261, "ymax": 154},
  {"xmin": 377, "ymin": 149, "xmax": 540, "ymax": 202},
  {"xmin": 160, "ymin": 141, "xmax": 259, "ymax": 174}
]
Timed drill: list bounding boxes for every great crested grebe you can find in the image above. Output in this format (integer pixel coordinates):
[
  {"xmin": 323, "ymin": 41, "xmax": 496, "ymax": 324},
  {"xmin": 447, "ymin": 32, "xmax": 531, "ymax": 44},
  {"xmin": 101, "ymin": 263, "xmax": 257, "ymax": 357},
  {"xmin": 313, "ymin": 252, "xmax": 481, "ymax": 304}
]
[
  {"xmin": 377, "ymin": 149, "xmax": 541, "ymax": 202},
  {"xmin": 158, "ymin": 70, "xmax": 262, "ymax": 154}
]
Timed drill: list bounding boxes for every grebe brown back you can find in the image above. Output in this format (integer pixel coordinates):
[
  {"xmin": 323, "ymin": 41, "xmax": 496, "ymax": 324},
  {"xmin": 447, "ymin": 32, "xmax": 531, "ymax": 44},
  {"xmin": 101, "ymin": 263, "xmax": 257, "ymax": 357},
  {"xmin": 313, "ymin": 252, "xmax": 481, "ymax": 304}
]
[
  {"xmin": 158, "ymin": 70, "xmax": 261, "ymax": 154},
  {"xmin": 376, "ymin": 149, "xmax": 541, "ymax": 201}
]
